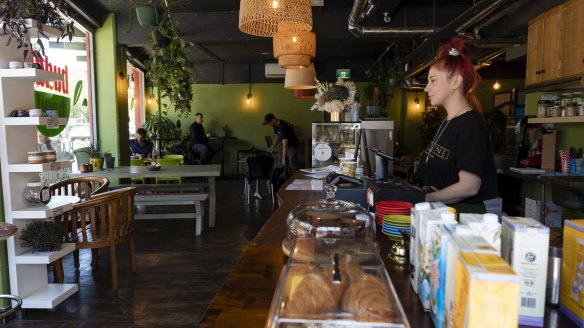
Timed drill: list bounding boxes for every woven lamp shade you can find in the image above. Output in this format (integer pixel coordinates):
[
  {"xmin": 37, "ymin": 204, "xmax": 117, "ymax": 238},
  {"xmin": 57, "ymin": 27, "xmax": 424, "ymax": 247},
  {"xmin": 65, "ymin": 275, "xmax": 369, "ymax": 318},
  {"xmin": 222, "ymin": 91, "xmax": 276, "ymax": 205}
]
[
  {"xmin": 294, "ymin": 89, "xmax": 316, "ymax": 99},
  {"xmin": 284, "ymin": 65, "xmax": 316, "ymax": 89},
  {"xmin": 239, "ymin": 0, "xmax": 313, "ymax": 37},
  {"xmin": 273, "ymin": 32, "xmax": 316, "ymax": 69}
]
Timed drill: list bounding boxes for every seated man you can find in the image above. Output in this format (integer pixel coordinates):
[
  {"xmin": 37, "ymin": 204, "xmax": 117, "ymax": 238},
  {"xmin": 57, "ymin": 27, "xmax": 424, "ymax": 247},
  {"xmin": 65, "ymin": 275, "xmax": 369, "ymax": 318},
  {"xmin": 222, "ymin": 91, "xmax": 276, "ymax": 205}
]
[
  {"xmin": 130, "ymin": 128, "xmax": 154, "ymax": 158},
  {"xmin": 190, "ymin": 113, "xmax": 220, "ymax": 164}
]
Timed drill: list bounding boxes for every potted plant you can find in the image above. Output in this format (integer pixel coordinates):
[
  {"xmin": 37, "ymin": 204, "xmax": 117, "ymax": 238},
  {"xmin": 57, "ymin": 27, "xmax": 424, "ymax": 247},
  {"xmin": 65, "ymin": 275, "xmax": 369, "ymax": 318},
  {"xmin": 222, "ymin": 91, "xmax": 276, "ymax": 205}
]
[
  {"xmin": 0, "ymin": 0, "xmax": 75, "ymax": 60},
  {"xmin": 145, "ymin": 8, "xmax": 195, "ymax": 117},
  {"xmin": 19, "ymin": 220, "xmax": 65, "ymax": 252},
  {"xmin": 80, "ymin": 142, "xmax": 104, "ymax": 171}
]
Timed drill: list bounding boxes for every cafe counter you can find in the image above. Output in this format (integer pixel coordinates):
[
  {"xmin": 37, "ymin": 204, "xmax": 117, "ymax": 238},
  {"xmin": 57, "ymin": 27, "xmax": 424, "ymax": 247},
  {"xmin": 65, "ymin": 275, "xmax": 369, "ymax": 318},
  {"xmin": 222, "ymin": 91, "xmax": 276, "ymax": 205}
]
[{"xmin": 198, "ymin": 172, "xmax": 572, "ymax": 327}]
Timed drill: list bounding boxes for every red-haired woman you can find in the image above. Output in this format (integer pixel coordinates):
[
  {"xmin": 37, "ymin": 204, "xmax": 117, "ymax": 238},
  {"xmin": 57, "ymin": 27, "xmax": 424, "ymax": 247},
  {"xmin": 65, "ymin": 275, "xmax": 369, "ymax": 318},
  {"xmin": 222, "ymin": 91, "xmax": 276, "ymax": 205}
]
[{"xmin": 417, "ymin": 36, "xmax": 498, "ymax": 213}]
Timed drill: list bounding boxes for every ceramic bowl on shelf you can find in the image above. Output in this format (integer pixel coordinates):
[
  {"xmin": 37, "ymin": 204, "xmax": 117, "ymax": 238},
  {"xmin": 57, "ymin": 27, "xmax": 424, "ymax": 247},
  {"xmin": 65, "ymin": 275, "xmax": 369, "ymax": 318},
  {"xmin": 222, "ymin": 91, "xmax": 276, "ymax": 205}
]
[
  {"xmin": 28, "ymin": 109, "xmax": 43, "ymax": 117},
  {"xmin": 8, "ymin": 61, "xmax": 23, "ymax": 69}
]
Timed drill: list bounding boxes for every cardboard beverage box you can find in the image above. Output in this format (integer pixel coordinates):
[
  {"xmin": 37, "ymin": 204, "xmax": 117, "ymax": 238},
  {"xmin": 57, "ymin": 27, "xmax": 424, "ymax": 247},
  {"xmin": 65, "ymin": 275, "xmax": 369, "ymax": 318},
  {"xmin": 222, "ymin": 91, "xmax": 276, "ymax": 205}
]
[
  {"xmin": 417, "ymin": 211, "xmax": 457, "ymax": 311},
  {"xmin": 560, "ymin": 220, "xmax": 584, "ymax": 327},
  {"xmin": 501, "ymin": 216, "xmax": 550, "ymax": 327},
  {"xmin": 442, "ymin": 227, "xmax": 499, "ymax": 328},
  {"xmin": 410, "ymin": 202, "xmax": 448, "ymax": 294},
  {"xmin": 459, "ymin": 213, "xmax": 501, "ymax": 254},
  {"xmin": 454, "ymin": 252, "xmax": 521, "ymax": 328}
]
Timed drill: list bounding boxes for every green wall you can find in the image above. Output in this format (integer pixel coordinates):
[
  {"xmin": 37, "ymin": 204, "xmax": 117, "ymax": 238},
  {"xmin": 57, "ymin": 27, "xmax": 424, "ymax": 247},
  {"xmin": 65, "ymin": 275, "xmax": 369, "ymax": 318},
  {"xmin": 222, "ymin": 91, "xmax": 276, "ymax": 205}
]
[{"xmin": 94, "ymin": 14, "xmax": 130, "ymax": 168}]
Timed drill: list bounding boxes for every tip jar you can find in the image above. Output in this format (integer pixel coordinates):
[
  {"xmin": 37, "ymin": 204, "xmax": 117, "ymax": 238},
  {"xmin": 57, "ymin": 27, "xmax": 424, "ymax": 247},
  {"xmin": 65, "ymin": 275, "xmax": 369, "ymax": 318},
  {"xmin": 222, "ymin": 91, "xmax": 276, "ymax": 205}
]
[{"xmin": 22, "ymin": 182, "xmax": 51, "ymax": 207}]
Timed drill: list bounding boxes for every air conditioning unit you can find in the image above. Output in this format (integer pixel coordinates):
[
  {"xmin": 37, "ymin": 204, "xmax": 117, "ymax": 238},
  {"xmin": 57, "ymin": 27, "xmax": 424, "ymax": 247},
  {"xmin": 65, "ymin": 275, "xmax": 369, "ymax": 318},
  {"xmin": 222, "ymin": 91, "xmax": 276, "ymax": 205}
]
[{"xmin": 265, "ymin": 63, "xmax": 286, "ymax": 78}]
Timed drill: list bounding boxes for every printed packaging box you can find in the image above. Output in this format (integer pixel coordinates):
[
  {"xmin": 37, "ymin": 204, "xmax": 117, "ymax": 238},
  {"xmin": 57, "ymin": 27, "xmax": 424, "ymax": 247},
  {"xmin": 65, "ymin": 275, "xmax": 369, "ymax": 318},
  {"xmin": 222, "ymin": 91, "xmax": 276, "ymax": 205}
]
[
  {"xmin": 410, "ymin": 202, "xmax": 448, "ymax": 294},
  {"xmin": 560, "ymin": 220, "xmax": 584, "ymax": 327},
  {"xmin": 442, "ymin": 227, "xmax": 499, "ymax": 328},
  {"xmin": 501, "ymin": 216, "xmax": 550, "ymax": 327},
  {"xmin": 454, "ymin": 252, "xmax": 520, "ymax": 328},
  {"xmin": 459, "ymin": 213, "xmax": 501, "ymax": 253}
]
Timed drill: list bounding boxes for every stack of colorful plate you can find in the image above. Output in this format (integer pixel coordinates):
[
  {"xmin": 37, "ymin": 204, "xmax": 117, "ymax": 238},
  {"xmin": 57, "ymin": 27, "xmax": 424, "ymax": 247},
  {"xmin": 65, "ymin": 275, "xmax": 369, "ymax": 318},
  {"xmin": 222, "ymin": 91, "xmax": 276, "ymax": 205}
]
[{"xmin": 375, "ymin": 201, "xmax": 412, "ymax": 241}]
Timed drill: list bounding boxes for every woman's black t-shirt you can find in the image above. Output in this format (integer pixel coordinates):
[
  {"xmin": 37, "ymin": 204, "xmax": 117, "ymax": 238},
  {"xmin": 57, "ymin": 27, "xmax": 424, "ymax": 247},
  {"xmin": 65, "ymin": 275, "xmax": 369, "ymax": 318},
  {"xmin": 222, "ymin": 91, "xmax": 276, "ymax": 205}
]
[{"xmin": 417, "ymin": 110, "xmax": 498, "ymax": 204}]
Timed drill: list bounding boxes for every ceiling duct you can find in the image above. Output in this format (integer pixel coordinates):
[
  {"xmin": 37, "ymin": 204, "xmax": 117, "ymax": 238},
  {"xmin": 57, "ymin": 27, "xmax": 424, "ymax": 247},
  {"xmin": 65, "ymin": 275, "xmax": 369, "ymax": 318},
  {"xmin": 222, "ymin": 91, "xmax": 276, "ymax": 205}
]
[{"xmin": 348, "ymin": 0, "xmax": 435, "ymax": 38}]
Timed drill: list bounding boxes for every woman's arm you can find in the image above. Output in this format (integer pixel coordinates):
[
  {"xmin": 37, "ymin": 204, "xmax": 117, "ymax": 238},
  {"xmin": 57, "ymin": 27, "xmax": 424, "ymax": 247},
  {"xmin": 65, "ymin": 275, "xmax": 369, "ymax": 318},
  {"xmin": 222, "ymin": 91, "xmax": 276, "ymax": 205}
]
[{"xmin": 425, "ymin": 170, "xmax": 481, "ymax": 204}]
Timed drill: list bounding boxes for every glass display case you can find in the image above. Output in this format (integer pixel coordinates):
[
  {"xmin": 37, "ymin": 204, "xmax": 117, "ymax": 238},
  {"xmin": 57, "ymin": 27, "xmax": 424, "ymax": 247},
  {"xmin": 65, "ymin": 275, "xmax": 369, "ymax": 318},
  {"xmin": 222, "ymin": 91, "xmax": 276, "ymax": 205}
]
[
  {"xmin": 312, "ymin": 122, "xmax": 360, "ymax": 168},
  {"xmin": 267, "ymin": 238, "xmax": 410, "ymax": 327}
]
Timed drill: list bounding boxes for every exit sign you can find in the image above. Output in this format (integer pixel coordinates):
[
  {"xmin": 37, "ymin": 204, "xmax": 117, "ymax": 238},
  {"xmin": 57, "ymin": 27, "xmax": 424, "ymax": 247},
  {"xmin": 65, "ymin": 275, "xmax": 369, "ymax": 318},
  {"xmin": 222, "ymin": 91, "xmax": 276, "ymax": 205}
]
[{"xmin": 336, "ymin": 69, "xmax": 351, "ymax": 79}]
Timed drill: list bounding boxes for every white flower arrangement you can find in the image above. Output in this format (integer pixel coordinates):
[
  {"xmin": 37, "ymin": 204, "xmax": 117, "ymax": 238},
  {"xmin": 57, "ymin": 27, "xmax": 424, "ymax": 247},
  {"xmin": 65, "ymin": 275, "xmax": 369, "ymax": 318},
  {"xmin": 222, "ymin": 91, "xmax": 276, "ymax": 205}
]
[{"xmin": 311, "ymin": 77, "xmax": 357, "ymax": 113}]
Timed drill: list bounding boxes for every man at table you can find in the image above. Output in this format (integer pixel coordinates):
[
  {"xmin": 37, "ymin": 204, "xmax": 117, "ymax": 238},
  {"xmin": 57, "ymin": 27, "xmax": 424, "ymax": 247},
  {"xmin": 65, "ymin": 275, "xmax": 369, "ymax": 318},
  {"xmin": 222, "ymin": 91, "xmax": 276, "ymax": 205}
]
[
  {"xmin": 130, "ymin": 128, "xmax": 153, "ymax": 158},
  {"xmin": 263, "ymin": 113, "xmax": 298, "ymax": 169},
  {"xmin": 190, "ymin": 113, "xmax": 220, "ymax": 164}
]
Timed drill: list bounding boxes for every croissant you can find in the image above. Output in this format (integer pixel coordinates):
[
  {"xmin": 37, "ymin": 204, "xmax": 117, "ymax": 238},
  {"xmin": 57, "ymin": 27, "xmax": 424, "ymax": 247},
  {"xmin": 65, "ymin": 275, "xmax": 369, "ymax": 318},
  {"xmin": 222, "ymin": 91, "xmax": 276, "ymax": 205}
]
[
  {"xmin": 342, "ymin": 274, "xmax": 394, "ymax": 322},
  {"xmin": 286, "ymin": 266, "xmax": 341, "ymax": 316}
]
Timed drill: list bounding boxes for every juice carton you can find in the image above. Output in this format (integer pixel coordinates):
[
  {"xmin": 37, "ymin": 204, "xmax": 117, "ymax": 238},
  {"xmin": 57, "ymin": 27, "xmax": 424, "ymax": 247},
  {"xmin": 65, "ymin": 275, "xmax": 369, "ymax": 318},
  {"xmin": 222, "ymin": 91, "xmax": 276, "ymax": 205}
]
[
  {"xmin": 418, "ymin": 211, "xmax": 457, "ymax": 311},
  {"xmin": 460, "ymin": 213, "xmax": 501, "ymax": 254},
  {"xmin": 454, "ymin": 252, "xmax": 520, "ymax": 328},
  {"xmin": 501, "ymin": 216, "xmax": 550, "ymax": 327},
  {"xmin": 410, "ymin": 201, "xmax": 448, "ymax": 294},
  {"xmin": 560, "ymin": 220, "xmax": 584, "ymax": 327},
  {"xmin": 443, "ymin": 226, "xmax": 499, "ymax": 328}
]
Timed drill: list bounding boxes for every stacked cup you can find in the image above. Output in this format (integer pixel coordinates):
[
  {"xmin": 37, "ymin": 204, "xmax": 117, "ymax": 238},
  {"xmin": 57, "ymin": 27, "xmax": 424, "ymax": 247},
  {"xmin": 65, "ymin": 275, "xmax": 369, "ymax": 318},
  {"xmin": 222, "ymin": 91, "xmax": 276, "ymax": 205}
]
[{"xmin": 559, "ymin": 149, "xmax": 571, "ymax": 174}]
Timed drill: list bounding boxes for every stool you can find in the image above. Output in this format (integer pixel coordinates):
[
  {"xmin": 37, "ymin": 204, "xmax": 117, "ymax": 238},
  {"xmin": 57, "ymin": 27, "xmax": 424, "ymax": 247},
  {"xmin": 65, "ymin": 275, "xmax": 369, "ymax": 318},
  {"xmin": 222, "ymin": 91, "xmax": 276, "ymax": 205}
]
[{"xmin": 190, "ymin": 149, "xmax": 203, "ymax": 165}]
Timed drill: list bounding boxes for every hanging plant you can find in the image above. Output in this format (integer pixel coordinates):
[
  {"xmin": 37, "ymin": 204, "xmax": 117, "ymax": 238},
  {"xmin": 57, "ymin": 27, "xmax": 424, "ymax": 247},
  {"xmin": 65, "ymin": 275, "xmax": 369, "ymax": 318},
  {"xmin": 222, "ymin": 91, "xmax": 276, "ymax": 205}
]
[
  {"xmin": 145, "ymin": 9, "xmax": 194, "ymax": 117},
  {"xmin": 0, "ymin": 0, "xmax": 75, "ymax": 60}
]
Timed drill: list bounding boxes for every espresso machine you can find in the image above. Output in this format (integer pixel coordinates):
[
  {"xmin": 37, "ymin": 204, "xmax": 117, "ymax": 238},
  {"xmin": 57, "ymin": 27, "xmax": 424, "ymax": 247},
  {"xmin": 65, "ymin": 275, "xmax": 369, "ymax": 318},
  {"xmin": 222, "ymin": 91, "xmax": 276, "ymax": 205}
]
[{"xmin": 503, "ymin": 116, "xmax": 530, "ymax": 169}]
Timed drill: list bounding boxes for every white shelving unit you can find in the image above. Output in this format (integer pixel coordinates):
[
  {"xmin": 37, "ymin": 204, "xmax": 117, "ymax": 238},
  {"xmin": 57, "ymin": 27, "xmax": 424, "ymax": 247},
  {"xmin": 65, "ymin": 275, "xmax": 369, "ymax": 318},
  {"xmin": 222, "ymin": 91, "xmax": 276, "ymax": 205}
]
[{"xmin": 0, "ymin": 68, "xmax": 78, "ymax": 309}]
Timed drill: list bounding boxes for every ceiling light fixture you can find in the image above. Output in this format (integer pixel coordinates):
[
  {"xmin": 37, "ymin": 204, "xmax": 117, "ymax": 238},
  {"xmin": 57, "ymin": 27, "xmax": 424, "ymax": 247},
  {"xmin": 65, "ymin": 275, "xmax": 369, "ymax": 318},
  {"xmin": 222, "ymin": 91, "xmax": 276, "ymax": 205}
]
[
  {"xmin": 414, "ymin": 95, "xmax": 420, "ymax": 109},
  {"xmin": 293, "ymin": 89, "xmax": 316, "ymax": 99},
  {"xmin": 284, "ymin": 64, "xmax": 316, "ymax": 89},
  {"xmin": 273, "ymin": 31, "xmax": 316, "ymax": 69},
  {"xmin": 239, "ymin": 0, "xmax": 312, "ymax": 37},
  {"xmin": 247, "ymin": 64, "xmax": 253, "ymax": 105},
  {"xmin": 492, "ymin": 62, "xmax": 502, "ymax": 90}
]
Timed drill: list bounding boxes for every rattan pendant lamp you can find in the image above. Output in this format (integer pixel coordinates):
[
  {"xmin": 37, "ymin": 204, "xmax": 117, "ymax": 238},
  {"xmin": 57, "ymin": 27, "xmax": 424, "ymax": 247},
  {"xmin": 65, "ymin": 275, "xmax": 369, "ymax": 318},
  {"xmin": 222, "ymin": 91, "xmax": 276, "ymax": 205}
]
[
  {"xmin": 284, "ymin": 64, "xmax": 316, "ymax": 89},
  {"xmin": 239, "ymin": 0, "xmax": 313, "ymax": 37},
  {"xmin": 273, "ymin": 32, "xmax": 316, "ymax": 69}
]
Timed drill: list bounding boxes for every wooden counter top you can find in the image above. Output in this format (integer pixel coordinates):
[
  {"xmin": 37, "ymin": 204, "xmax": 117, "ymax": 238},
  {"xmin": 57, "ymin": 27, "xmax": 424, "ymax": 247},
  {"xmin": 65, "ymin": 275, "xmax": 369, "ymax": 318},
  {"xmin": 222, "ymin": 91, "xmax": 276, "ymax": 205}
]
[{"xmin": 199, "ymin": 173, "xmax": 571, "ymax": 328}]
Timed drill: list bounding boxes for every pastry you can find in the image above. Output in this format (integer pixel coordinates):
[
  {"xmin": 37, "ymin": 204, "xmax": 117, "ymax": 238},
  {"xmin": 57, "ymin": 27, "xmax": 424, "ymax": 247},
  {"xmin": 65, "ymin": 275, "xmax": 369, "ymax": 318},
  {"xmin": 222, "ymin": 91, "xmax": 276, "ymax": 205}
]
[
  {"xmin": 285, "ymin": 266, "xmax": 339, "ymax": 316},
  {"xmin": 342, "ymin": 274, "xmax": 394, "ymax": 322}
]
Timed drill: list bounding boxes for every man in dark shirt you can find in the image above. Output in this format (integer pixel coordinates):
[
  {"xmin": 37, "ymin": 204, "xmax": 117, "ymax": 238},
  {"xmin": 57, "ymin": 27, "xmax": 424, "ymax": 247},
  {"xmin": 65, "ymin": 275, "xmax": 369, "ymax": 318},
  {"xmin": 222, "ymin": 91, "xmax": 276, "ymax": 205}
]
[
  {"xmin": 130, "ymin": 128, "xmax": 154, "ymax": 158},
  {"xmin": 190, "ymin": 113, "xmax": 220, "ymax": 164},
  {"xmin": 263, "ymin": 113, "xmax": 299, "ymax": 169}
]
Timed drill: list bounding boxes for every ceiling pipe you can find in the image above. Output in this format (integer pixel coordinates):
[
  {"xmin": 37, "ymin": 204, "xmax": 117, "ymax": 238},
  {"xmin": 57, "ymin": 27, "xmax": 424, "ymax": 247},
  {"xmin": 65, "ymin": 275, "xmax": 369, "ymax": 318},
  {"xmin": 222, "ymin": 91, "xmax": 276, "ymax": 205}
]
[
  {"xmin": 403, "ymin": 0, "xmax": 516, "ymax": 76},
  {"xmin": 474, "ymin": 48, "xmax": 506, "ymax": 70},
  {"xmin": 348, "ymin": 0, "xmax": 436, "ymax": 38},
  {"xmin": 64, "ymin": 0, "xmax": 102, "ymax": 29},
  {"xmin": 473, "ymin": 0, "xmax": 530, "ymax": 39}
]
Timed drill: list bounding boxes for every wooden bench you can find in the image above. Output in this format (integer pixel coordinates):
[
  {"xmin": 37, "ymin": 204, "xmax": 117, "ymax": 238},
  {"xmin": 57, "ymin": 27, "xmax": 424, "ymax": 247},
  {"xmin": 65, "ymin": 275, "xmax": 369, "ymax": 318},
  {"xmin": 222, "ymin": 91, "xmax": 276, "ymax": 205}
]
[{"xmin": 111, "ymin": 184, "xmax": 209, "ymax": 236}]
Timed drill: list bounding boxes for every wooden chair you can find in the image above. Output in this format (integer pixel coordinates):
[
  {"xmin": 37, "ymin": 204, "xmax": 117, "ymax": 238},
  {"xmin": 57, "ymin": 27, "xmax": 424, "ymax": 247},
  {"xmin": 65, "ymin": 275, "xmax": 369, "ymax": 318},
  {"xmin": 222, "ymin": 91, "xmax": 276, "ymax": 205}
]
[
  {"xmin": 49, "ymin": 176, "xmax": 110, "ymax": 282},
  {"xmin": 55, "ymin": 187, "xmax": 137, "ymax": 289}
]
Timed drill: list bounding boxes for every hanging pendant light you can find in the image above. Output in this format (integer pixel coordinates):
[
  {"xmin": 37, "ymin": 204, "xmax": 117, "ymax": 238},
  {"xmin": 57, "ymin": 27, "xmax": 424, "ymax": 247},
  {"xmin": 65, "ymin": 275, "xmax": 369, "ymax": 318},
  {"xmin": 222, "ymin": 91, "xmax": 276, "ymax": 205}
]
[
  {"xmin": 273, "ymin": 32, "xmax": 316, "ymax": 69},
  {"xmin": 492, "ymin": 62, "xmax": 502, "ymax": 90},
  {"xmin": 246, "ymin": 64, "xmax": 253, "ymax": 104},
  {"xmin": 293, "ymin": 89, "xmax": 316, "ymax": 99},
  {"xmin": 239, "ymin": 0, "xmax": 313, "ymax": 37},
  {"xmin": 284, "ymin": 64, "xmax": 316, "ymax": 89}
]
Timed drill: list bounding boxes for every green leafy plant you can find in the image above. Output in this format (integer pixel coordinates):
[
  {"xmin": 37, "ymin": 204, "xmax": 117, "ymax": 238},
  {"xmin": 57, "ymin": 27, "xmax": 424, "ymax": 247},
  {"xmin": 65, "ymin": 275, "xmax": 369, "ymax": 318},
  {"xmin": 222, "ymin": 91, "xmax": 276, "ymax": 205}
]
[
  {"xmin": 145, "ymin": 8, "xmax": 194, "ymax": 117},
  {"xmin": 0, "ymin": 0, "xmax": 75, "ymax": 60},
  {"xmin": 19, "ymin": 220, "xmax": 65, "ymax": 252},
  {"xmin": 142, "ymin": 113, "xmax": 181, "ymax": 139},
  {"xmin": 80, "ymin": 141, "xmax": 103, "ymax": 159}
]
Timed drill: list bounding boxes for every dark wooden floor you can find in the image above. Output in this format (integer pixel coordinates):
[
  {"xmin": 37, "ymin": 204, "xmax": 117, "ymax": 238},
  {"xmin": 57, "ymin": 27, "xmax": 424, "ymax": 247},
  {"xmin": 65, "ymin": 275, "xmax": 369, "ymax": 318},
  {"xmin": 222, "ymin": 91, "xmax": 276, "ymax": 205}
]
[{"xmin": 6, "ymin": 178, "xmax": 276, "ymax": 327}]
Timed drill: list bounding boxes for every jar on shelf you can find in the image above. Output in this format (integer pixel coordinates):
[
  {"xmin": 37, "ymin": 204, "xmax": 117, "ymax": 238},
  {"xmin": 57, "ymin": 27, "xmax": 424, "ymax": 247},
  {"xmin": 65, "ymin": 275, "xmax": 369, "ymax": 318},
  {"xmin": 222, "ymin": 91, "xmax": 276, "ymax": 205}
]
[
  {"xmin": 27, "ymin": 151, "xmax": 44, "ymax": 164},
  {"xmin": 567, "ymin": 104, "xmax": 578, "ymax": 117},
  {"xmin": 578, "ymin": 103, "xmax": 584, "ymax": 116},
  {"xmin": 548, "ymin": 106, "xmax": 561, "ymax": 117},
  {"xmin": 22, "ymin": 182, "xmax": 51, "ymax": 207},
  {"xmin": 537, "ymin": 100, "xmax": 550, "ymax": 118}
]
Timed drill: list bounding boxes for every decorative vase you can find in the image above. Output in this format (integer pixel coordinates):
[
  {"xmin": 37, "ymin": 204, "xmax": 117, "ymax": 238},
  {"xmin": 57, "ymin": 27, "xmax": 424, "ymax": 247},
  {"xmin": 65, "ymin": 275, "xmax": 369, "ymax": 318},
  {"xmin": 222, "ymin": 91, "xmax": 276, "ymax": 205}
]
[
  {"xmin": 367, "ymin": 105, "xmax": 381, "ymax": 117},
  {"xmin": 344, "ymin": 111, "xmax": 353, "ymax": 122},
  {"xmin": 89, "ymin": 157, "xmax": 104, "ymax": 171},
  {"xmin": 136, "ymin": 6, "xmax": 159, "ymax": 27},
  {"xmin": 104, "ymin": 156, "xmax": 116, "ymax": 169},
  {"xmin": 330, "ymin": 112, "xmax": 341, "ymax": 122}
]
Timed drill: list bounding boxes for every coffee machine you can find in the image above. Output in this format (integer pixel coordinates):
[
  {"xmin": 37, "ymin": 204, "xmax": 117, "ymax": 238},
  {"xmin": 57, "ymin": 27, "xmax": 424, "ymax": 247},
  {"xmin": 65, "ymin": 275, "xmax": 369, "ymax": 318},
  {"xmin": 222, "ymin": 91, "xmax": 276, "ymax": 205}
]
[{"xmin": 503, "ymin": 116, "xmax": 530, "ymax": 169}]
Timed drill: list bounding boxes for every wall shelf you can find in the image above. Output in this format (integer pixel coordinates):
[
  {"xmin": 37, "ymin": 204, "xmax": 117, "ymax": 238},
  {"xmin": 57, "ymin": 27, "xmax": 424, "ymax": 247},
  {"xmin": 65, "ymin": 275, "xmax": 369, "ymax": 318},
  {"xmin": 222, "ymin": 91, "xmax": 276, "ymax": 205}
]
[
  {"xmin": 15, "ymin": 243, "xmax": 75, "ymax": 265},
  {"xmin": 11, "ymin": 196, "xmax": 77, "ymax": 219},
  {"xmin": 22, "ymin": 284, "xmax": 78, "ymax": 309},
  {"xmin": 8, "ymin": 160, "xmax": 71, "ymax": 173},
  {"xmin": 4, "ymin": 117, "xmax": 68, "ymax": 126},
  {"xmin": 0, "ymin": 68, "xmax": 63, "ymax": 82},
  {"xmin": 528, "ymin": 116, "xmax": 584, "ymax": 124}
]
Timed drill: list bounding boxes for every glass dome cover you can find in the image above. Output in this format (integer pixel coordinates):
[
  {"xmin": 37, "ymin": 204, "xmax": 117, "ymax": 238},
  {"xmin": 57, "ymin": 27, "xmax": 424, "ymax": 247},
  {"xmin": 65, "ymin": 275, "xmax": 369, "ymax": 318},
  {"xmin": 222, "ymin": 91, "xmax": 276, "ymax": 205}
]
[{"xmin": 286, "ymin": 185, "xmax": 375, "ymax": 243}]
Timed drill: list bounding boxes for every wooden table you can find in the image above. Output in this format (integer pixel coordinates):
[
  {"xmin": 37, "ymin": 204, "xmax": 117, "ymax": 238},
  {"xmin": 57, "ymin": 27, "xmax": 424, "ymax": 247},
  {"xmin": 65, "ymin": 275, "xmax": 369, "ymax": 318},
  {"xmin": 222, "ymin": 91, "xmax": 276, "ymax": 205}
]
[
  {"xmin": 70, "ymin": 165, "xmax": 220, "ymax": 227},
  {"xmin": 199, "ymin": 172, "xmax": 574, "ymax": 328}
]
